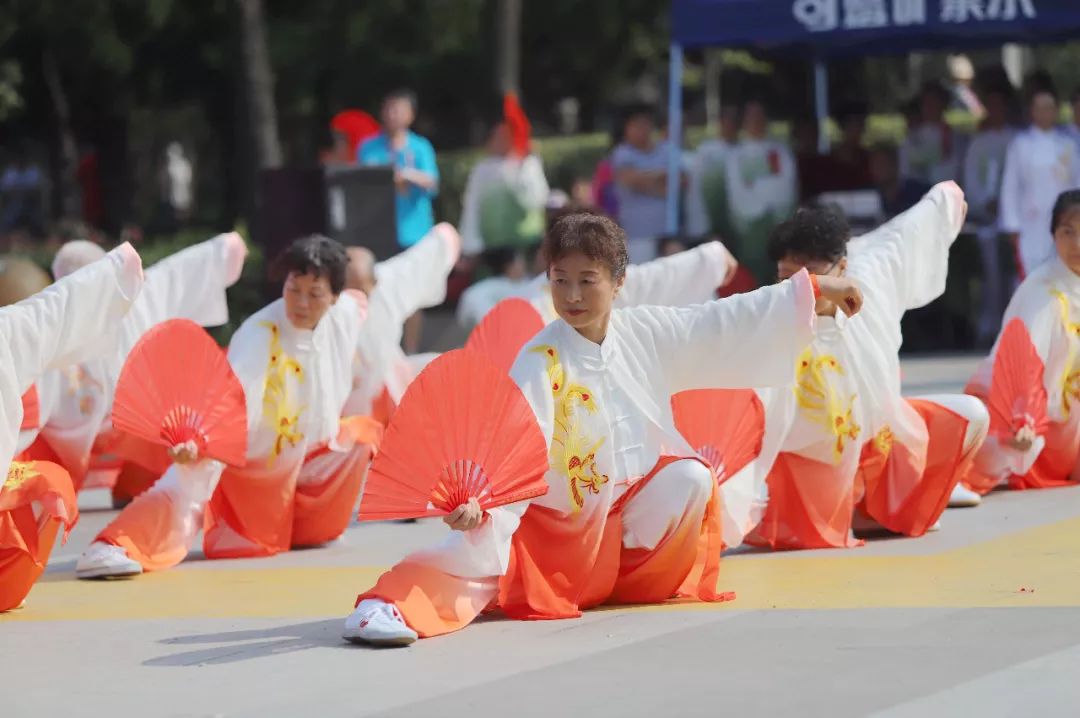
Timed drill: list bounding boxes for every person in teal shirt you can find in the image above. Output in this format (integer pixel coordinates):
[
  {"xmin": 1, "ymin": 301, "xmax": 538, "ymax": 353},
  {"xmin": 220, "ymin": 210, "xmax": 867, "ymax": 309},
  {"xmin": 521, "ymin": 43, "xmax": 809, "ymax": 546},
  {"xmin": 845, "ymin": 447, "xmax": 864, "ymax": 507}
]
[{"xmin": 359, "ymin": 89, "xmax": 439, "ymax": 249}]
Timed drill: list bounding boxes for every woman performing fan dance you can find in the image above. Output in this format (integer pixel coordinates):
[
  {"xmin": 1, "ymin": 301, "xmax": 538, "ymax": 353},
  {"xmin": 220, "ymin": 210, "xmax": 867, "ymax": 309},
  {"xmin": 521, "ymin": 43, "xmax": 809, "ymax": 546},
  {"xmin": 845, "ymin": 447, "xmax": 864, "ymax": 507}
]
[
  {"xmin": 77, "ymin": 236, "xmax": 377, "ymax": 578},
  {"xmin": 740, "ymin": 182, "xmax": 990, "ymax": 551},
  {"xmin": 1, "ymin": 244, "xmax": 144, "ymax": 611},
  {"xmin": 17, "ymin": 233, "xmax": 247, "ymax": 505},
  {"xmin": 965, "ymin": 190, "xmax": 1080, "ymax": 493},
  {"xmin": 343, "ymin": 212, "xmax": 863, "ymax": 646}
]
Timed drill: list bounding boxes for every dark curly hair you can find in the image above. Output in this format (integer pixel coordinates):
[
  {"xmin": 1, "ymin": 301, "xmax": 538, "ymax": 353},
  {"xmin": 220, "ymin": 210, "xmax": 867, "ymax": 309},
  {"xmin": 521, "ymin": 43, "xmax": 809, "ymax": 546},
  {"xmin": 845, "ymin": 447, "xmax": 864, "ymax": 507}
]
[
  {"xmin": 277, "ymin": 234, "xmax": 348, "ymax": 294},
  {"xmin": 767, "ymin": 206, "xmax": 851, "ymax": 265},
  {"xmin": 1052, "ymin": 189, "xmax": 1080, "ymax": 234},
  {"xmin": 543, "ymin": 212, "xmax": 629, "ymax": 281}
]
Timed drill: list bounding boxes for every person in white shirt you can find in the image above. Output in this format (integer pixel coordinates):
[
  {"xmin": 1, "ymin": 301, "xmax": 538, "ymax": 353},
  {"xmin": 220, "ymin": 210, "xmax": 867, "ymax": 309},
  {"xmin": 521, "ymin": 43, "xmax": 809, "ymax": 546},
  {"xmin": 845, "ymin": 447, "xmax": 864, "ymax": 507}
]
[
  {"xmin": 456, "ymin": 247, "xmax": 533, "ymax": 330},
  {"xmin": 900, "ymin": 82, "xmax": 964, "ymax": 186},
  {"xmin": 964, "ymin": 84, "xmax": 1018, "ymax": 344},
  {"xmin": 686, "ymin": 106, "xmax": 740, "ymax": 239},
  {"xmin": 724, "ymin": 99, "xmax": 798, "ymax": 283},
  {"xmin": 999, "ymin": 87, "xmax": 1080, "ymax": 277},
  {"xmin": 458, "ymin": 119, "xmax": 549, "ymax": 256}
]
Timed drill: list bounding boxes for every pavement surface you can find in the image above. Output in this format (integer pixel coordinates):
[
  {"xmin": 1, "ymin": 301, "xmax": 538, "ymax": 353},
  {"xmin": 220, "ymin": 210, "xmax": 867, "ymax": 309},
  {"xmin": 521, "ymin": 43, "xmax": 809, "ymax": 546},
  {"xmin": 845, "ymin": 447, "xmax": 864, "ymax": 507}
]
[{"xmin": 4, "ymin": 354, "xmax": 1080, "ymax": 718}]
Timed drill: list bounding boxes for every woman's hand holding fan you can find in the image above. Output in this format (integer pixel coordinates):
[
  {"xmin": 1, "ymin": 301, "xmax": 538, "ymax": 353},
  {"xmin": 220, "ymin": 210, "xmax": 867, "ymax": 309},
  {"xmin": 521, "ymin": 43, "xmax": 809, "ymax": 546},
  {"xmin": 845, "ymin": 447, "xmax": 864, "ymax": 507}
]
[{"xmin": 444, "ymin": 497, "xmax": 484, "ymax": 531}]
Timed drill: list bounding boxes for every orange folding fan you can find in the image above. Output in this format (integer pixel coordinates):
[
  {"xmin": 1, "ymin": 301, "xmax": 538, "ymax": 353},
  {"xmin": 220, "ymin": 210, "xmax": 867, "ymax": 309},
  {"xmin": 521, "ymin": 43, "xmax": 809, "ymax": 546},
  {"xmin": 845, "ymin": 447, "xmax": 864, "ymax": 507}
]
[
  {"xmin": 20, "ymin": 385, "xmax": 39, "ymax": 431},
  {"xmin": 359, "ymin": 349, "xmax": 549, "ymax": 520},
  {"xmin": 672, "ymin": 388, "xmax": 765, "ymax": 483},
  {"xmin": 989, "ymin": 318, "xmax": 1049, "ymax": 439},
  {"xmin": 111, "ymin": 319, "xmax": 248, "ymax": 467},
  {"xmin": 464, "ymin": 298, "xmax": 545, "ymax": 373}
]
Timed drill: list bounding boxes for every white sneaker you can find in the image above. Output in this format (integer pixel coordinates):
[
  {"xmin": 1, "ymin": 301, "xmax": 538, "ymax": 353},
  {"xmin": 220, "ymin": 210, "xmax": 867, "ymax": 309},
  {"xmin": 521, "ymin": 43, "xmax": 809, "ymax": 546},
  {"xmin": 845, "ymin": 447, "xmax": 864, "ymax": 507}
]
[
  {"xmin": 76, "ymin": 542, "xmax": 143, "ymax": 579},
  {"xmin": 342, "ymin": 599, "xmax": 418, "ymax": 646},
  {"xmin": 948, "ymin": 483, "xmax": 982, "ymax": 508}
]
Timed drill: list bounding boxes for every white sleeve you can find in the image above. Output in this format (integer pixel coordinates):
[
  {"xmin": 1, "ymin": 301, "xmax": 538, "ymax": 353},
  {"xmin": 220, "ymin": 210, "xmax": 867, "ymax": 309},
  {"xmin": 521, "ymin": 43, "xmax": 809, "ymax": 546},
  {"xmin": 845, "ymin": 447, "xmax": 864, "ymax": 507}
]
[
  {"xmin": 136, "ymin": 232, "xmax": 247, "ymax": 334},
  {"xmin": 847, "ymin": 181, "xmax": 966, "ymax": 314},
  {"xmin": 998, "ymin": 138, "xmax": 1022, "ymax": 234},
  {"xmin": 638, "ymin": 269, "xmax": 816, "ymax": 394},
  {"xmin": 617, "ymin": 240, "xmax": 733, "ymax": 308},
  {"xmin": 0, "ymin": 243, "xmax": 143, "ymax": 470},
  {"xmin": 371, "ymin": 223, "xmax": 462, "ymax": 328}
]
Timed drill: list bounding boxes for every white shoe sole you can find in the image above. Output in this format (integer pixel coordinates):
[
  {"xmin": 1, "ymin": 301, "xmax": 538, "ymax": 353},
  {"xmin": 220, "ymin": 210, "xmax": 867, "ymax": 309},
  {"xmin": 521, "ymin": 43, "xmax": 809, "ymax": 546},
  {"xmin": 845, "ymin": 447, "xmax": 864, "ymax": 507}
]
[
  {"xmin": 342, "ymin": 631, "xmax": 417, "ymax": 647},
  {"xmin": 76, "ymin": 564, "xmax": 143, "ymax": 580},
  {"xmin": 948, "ymin": 496, "xmax": 982, "ymax": 508}
]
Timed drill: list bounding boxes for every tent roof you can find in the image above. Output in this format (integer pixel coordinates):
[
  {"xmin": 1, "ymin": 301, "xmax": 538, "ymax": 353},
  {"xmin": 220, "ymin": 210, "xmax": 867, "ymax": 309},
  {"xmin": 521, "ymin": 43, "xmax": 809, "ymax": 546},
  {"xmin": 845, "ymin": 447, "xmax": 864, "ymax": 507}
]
[{"xmin": 672, "ymin": 0, "xmax": 1080, "ymax": 56}]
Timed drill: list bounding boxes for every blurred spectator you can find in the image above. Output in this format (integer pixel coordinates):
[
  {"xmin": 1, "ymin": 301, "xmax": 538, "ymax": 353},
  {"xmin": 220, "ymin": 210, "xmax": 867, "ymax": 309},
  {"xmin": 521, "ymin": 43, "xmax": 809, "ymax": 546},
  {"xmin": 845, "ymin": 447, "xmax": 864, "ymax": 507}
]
[
  {"xmin": 455, "ymin": 247, "xmax": 532, "ymax": 329},
  {"xmin": 828, "ymin": 103, "xmax": 873, "ymax": 191},
  {"xmin": 359, "ymin": 89, "xmax": 439, "ymax": 250},
  {"xmin": 964, "ymin": 82, "xmax": 1017, "ymax": 343},
  {"xmin": 591, "ymin": 131, "xmax": 621, "ymax": 218},
  {"xmin": 322, "ymin": 109, "xmax": 379, "ymax": 167},
  {"xmin": 1064, "ymin": 87, "xmax": 1080, "ymax": 149},
  {"xmin": 612, "ymin": 104, "xmax": 678, "ymax": 263},
  {"xmin": 159, "ymin": 142, "xmax": 193, "ymax": 229},
  {"xmin": 870, "ymin": 144, "xmax": 929, "ymax": 220},
  {"xmin": 458, "ymin": 115, "xmax": 549, "ymax": 256},
  {"xmin": 569, "ymin": 177, "xmax": 594, "ymax": 209},
  {"xmin": 791, "ymin": 115, "xmax": 830, "ymax": 200},
  {"xmin": 900, "ymin": 81, "xmax": 963, "ymax": 184},
  {"xmin": 1000, "ymin": 84, "xmax": 1080, "ymax": 276},
  {"xmin": 0, "ymin": 146, "xmax": 45, "ymax": 237},
  {"xmin": 723, "ymin": 97, "xmax": 797, "ymax": 282},
  {"xmin": 949, "ymin": 55, "xmax": 985, "ymax": 120},
  {"xmin": 687, "ymin": 105, "xmax": 740, "ymax": 237}
]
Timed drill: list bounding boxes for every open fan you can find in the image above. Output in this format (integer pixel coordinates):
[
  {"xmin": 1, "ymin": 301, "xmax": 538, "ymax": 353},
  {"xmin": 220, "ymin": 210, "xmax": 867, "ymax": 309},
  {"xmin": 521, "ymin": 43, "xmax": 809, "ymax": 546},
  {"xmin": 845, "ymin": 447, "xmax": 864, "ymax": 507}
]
[
  {"xmin": 672, "ymin": 388, "xmax": 765, "ymax": 483},
  {"xmin": 464, "ymin": 298, "xmax": 545, "ymax": 374},
  {"xmin": 19, "ymin": 385, "xmax": 39, "ymax": 431},
  {"xmin": 988, "ymin": 318, "xmax": 1050, "ymax": 439},
  {"xmin": 111, "ymin": 319, "xmax": 248, "ymax": 467},
  {"xmin": 359, "ymin": 349, "xmax": 549, "ymax": 520},
  {"xmin": 330, "ymin": 109, "xmax": 380, "ymax": 158}
]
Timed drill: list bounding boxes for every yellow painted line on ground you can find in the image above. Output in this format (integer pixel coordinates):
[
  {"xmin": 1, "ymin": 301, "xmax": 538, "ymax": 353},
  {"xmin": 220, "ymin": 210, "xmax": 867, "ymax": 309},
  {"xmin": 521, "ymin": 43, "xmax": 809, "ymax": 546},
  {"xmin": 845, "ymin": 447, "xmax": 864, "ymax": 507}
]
[{"xmin": 5, "ymin": 515, "xmax": 1080, "ymax": 622}]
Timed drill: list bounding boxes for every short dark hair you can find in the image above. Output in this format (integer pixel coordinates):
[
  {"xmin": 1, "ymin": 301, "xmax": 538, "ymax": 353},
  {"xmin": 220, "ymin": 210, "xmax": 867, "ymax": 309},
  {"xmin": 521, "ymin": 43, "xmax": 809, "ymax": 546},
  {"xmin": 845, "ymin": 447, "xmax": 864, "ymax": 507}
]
[
  {"xmin": 1052, "ymin": 189, "xmax": 1080, "ymax": 234},
  {"xmin": 543, "ymin": 212, "xmax": 629, "ymax": 281},
  {"xmin": 767, "ymin": 206, "xmax": 851, "ymax": 265},
  {"xmin": 384, "ymin": 88, "xmax": 418, "ymax": 112},
  {"xmin": 278, "ymin": 235, "xmax": 348, "ymax": 294}
]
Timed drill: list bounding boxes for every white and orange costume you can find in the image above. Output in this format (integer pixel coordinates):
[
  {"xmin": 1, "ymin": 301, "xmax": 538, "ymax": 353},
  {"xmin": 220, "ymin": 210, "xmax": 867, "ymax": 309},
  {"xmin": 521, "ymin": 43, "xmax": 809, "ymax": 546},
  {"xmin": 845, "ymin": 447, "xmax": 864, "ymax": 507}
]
[
  {"xmin": 525, "ymin": 239, "xmax": 737, "ymax": 323},
  {"xmin": 17, "ymin": 233, "xmax": 247, "ymax": 497},
  {"xmin": 740, "ymin": 183, "xmax": 989, "ymax": 550},
  {"xmin": 965, "ymin": 256, "xmax": 1080, "ymax": 492},
  {"xmin": 344, "ymin": 224, "xmax": 461, "ymax": 424},
  {"xmin": 355, "ymin": 269, "xmax": 818, "ymax": 637},
  {"xmin": 1, "ymin": 245, "xmax": 143, "ymax": 610},
  {"xmin": 86, "ymin": 288, "xmax": 375, "ymax": 572}
]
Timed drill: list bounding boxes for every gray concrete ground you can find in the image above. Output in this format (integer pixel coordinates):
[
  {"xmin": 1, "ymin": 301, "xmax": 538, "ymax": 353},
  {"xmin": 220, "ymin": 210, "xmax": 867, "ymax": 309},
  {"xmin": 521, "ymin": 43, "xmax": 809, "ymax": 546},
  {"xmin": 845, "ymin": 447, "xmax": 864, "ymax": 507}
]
[{"xmin": 4, "ymin": 354, "xmax": 1080, "ymax": 718}]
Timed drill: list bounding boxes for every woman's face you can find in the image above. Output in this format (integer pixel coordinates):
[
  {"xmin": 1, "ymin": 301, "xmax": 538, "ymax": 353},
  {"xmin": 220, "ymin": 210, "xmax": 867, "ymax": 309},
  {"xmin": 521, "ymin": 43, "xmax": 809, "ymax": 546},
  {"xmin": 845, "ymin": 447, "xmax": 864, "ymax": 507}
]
[
  {"xmin": 1054, "ymin": 206, "xmax": 1080, "ymax": 276},
  {"xmin": 283, "ymin": 271, "xmax": 337, "ymax": 330},
  {"xmin": 549, "ymin": 250, "xmax": 623, "ymax": 339}
]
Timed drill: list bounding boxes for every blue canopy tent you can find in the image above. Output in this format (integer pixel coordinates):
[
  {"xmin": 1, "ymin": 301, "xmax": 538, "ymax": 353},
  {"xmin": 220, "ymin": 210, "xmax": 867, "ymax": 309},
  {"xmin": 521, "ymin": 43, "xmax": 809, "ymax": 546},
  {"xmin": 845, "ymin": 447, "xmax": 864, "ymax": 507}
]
[{"xmin": 665, "ymin": 0, "xmax": 1080, "ymax": 232}]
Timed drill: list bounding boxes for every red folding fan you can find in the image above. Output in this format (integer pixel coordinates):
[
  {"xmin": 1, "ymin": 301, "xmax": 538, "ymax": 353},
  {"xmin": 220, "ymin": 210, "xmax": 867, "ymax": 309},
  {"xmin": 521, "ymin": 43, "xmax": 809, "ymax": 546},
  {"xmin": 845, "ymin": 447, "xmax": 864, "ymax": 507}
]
[
  {"xmin": 359, "ymin": 349, "xmax": 549, "ymax": 520},
  {"xmin": 331, "ymin": 109, "xmax": 380, "ymax": 158},
  {"xmin": 20, "ymin": 385, "xmax": 40, "ymax": 431},
  {"xmin": 504, "ymin": 93, "xmax": 531, "ymax": 158},
  {"xmin": 464, "ymin": 298, "xmax": 545, "ymax": 374},
  {"xmin": 111, "ymin": 319, "xmax": 248, "ymax": 467},
  {"xmin": 988, "ymin": 318, "xmax": 1050, "ymax": 439},
  {"xmin": 672, "ymin": 388, "xmax": 765, "ymax": 484}
]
